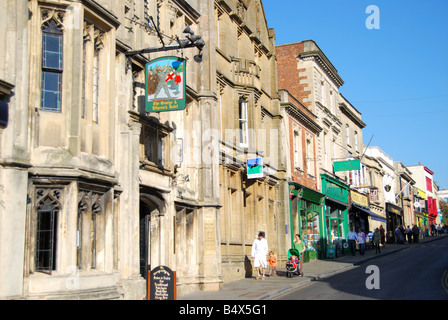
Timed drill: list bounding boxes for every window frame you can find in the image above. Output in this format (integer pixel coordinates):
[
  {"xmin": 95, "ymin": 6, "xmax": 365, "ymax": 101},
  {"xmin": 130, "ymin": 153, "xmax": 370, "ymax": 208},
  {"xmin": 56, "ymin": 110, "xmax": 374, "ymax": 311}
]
[
  {"xmin": 239, "ymin": 98, "xmax": 249, "ymax": 148},
  {"xmin": 41, "ymin": 20, "xmax": 63, "ymax": 112}
]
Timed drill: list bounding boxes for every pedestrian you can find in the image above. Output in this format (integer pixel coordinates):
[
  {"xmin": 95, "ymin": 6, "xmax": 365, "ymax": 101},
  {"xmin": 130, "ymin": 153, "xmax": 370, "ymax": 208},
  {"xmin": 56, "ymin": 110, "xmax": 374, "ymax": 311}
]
[
  {"xmin": 267, "ymin": 250, "xmax": 277, "ymax": 277},
  {"xmin": 406, "ymin": 226, "xmax": 412, "ymax": 243},
  {"xmin": 357, "ymin": 228, "xmax": 366, "ymax": 255},
  {"xmin": 412, "ymin": 224, "xmax": 419, "ymax": 243},
  {"xmin": 373, "ymin": 228, "xmax": 381, "ymax": 254},
  {"xmin": 251, "ymin": 231, "xmax": 268, "ymax": 280},
  {"xmin": 395, "ymin": 226, "xmax": 404, "ymax": 244},
  {"xmin": 292, "ymin": 234, "xmax": 306, "ymax": 277},
  {"xmin": 346, "ymin": 226, "xmax": 358, "ymax": 256},
  {"xmin": 380, "ymin": 225, "xmax": 386, "ymax": 247}
]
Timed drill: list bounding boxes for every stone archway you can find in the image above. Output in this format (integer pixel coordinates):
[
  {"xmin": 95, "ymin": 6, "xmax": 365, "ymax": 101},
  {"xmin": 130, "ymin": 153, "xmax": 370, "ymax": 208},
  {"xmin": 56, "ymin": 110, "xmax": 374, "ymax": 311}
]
[{"xmin": 139, "ymin": 190, "xmax": 166, "ymax": 280}]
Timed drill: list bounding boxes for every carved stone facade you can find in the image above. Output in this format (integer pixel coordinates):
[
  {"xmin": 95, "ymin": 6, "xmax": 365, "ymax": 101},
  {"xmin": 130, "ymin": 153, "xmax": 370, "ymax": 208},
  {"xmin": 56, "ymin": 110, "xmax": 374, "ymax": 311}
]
[
  {"xmin": 0, "ymin": 0, "xmax": 221, "ymax": 300},
  {"xmin": 214, "ymin": 0, "xmax": 287, "ymax": 282},
  {"xmin": 1, "ymin": 0, "xmax": 289, "ymax": 300}
]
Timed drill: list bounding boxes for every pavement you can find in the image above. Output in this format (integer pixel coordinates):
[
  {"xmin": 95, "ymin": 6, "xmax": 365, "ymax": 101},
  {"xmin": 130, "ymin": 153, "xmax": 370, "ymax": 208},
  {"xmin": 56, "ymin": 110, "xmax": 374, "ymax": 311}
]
[{"xmin": 178, "ymin": 234, "xmax": 448, "ymax": 300}]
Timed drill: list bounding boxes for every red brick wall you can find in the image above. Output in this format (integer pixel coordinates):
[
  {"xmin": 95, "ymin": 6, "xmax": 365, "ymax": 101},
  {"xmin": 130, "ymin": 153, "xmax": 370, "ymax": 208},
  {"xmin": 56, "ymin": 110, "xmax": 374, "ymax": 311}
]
[{"xmin": 276, "ymin": 43, "xmax": 312, "ymax": 109}]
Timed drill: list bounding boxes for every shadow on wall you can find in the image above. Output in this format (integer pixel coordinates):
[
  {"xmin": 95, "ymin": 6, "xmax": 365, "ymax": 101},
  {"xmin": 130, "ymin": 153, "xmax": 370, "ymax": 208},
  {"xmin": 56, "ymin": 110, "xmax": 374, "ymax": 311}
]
[{"xmin": 244, "ymin": 255, "xmax": 253, "ymax": 278}]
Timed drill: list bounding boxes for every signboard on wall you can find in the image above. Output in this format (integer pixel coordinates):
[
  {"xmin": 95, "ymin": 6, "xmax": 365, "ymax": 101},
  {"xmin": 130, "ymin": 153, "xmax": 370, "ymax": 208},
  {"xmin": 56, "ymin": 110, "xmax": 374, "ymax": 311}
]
[
  {"xmin": 247, "ymin": 158, "xmax": 263, "ymax": 179},
  {"xmin": 333, "ymin": 159, "xmax": 361, "ymax": 172},
  {"xmin": 350, "ymin": 190, "xmax": 369, "ymax": 207},
  {"xmin": 145, "ymin": 56, "xmax": 186, "ymax": 112},
  {"xmin": 149, "ymin": 265, "xmax": 176, "ymax": 300}
]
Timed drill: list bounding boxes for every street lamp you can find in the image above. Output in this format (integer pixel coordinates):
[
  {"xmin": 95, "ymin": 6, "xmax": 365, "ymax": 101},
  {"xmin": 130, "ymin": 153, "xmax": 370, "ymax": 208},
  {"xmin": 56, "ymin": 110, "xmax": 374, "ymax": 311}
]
[{"xmin": 125, "ymin": 17, "xmax": 205, "ymax": 63}]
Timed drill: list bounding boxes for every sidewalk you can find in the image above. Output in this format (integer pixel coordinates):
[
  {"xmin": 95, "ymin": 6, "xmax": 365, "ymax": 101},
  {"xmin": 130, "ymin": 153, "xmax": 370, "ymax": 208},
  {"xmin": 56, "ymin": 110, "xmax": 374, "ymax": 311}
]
[{"xmin": 179, "ymin": 234, "xmax": 448, "ymax": 300}]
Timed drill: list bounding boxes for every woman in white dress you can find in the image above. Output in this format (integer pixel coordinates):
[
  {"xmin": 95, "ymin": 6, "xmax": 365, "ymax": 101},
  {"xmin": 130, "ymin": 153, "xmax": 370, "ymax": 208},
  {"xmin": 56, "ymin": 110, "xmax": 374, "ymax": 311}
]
[{"xmin": 251, "ymin": 231, "xmax": 268, "ymax": 280}]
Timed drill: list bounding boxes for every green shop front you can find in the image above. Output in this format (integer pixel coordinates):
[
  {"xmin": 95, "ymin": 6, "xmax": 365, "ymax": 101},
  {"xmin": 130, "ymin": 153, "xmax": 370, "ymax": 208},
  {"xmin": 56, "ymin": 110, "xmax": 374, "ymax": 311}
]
[
  {"xmin": 288, "ymin": 182, "xmax": 325, "ymax": 262},
  {"xmin": 320, "ymin": 174, "xmax": 350, "ymax": 259}
]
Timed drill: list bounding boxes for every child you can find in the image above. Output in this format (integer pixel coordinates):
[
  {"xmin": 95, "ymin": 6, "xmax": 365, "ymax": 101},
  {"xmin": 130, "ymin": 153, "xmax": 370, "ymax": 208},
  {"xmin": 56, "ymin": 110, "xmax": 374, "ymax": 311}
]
[
  {"xmin": 267, "ymin": 250, "xmax": 277, "ymax": 277},
  {"xmin": 286, "ymin": 249, "xmax": 299, "ymax": 277}
]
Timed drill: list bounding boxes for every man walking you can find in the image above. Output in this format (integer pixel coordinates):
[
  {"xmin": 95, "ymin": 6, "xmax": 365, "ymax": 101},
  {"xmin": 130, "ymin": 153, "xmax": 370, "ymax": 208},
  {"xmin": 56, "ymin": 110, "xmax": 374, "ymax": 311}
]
[{"xmin": 346, "ymin": 226, "xmax": 358, "ymax": 256}]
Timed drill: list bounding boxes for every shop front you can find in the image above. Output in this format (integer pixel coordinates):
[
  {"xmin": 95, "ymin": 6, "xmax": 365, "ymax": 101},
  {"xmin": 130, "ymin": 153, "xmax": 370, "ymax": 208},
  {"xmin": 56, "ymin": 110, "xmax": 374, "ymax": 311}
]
[
  {"xmin": 349, "ymin": 190, "xmax": 387, "ymax": 233},
  {"xmin": 288, "ymin": 182, "xmax": 325, "ymax": 262},
  {"xmin": 321, "ymin": 174, "xmax": 350, "ymax": 259},
  {"xmin": 385, "ymin": 202, "xmax": 403, "ymax": 243}
]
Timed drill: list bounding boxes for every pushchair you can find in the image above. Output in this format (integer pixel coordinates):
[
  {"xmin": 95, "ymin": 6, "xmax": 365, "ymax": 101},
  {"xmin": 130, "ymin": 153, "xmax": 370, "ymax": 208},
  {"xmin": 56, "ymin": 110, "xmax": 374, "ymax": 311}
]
[{"xmin": 285, "ymin": 249, "xmax": 300, "ymax": 278}]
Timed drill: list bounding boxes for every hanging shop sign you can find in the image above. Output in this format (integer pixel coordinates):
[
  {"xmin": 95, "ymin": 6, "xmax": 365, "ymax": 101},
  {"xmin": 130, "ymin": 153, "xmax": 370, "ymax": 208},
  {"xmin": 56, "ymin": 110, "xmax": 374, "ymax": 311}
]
[
  {"xmin": 145, "ymin": 56, "xmax": 186, "ymax": 112},
  {"xmin": 350, "ymin": 190, "xmax": 369, "ymax": 208},
  {"xmin": 333, "ymin": 159, "xmax": 361, "ymax": 172},
  {"xmin": 247, "ymin": 157, "xmax": 263, "ymax": 179}
]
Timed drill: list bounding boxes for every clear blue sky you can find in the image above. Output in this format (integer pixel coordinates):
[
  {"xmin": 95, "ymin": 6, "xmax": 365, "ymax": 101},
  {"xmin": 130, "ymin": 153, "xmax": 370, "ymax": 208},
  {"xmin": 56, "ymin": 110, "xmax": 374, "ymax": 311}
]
[{"xmin": 263, "ymin": 0, "xmax": 448, "ymax": 189}]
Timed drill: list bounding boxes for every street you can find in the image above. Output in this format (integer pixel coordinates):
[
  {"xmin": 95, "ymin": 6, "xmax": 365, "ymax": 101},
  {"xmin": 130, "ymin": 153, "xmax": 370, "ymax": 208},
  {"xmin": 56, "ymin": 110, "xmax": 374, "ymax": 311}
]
[{"xmin": 277, "ymin": 236, "xmax": 448, "ymax": 300}]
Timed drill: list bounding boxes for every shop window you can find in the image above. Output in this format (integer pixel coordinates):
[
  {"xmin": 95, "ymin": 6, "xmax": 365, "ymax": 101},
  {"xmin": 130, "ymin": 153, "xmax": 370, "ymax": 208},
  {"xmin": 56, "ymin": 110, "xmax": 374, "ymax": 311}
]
[
  {"xmin": 300, "ymin": 201, "xmax": 321, "ymax": 254},
  {"xmin": 41, "ymin": 20, "xmax": 63, "ymax": 112}
]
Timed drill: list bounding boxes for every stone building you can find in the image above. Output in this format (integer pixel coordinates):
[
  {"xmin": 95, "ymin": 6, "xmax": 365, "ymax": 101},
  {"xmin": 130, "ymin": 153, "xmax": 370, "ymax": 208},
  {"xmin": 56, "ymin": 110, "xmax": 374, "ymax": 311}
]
[
  {"xmin": 361, "ymin": 150, "xmax": 387, "ymax": 231},
  {"xmin": 214, "ymin": 0, "xmax": 286, "ymax": 282},
  {"xmin": 276, "ymin": 40, "xmax": 345, "ymax": 189},
  {"xmin": 0, "ymin": 0, "xmax": 288, "ymax": 299},
  {"xmin": 0, "ymin": 0, "xmax": 223, "ymax": 300},
  {"xmin": 364, "ymin": 146, "xmax": 403, "ymax": 238},
  {"xmin": 394, "ymin": 162, "xmax": 416, "ymax": 228}
]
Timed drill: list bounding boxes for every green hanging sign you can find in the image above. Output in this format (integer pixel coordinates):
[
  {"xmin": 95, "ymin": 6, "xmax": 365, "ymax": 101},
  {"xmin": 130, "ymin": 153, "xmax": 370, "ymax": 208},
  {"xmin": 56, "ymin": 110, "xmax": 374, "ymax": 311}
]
[
  {"xmin": 145, "ymin": 56, "xmax": 186, "ymax": 112},
  {"xmin": 333, "ymin": 159, "xmax": 361, "ymax": 172}
]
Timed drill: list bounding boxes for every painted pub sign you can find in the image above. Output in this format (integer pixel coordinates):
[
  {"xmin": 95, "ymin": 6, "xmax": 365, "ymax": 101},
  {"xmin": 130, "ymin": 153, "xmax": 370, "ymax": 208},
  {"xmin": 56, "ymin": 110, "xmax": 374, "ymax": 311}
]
[{"xmin": 145, "ymin": 56, "xmax": 186, "ymax": 112}]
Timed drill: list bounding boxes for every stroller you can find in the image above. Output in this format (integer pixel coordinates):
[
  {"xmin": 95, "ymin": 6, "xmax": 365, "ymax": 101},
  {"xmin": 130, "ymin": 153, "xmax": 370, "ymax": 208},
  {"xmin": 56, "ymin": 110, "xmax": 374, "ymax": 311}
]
[{"xmin": 285, "ymin": 249, "xmax": 301, "ymax": 278}]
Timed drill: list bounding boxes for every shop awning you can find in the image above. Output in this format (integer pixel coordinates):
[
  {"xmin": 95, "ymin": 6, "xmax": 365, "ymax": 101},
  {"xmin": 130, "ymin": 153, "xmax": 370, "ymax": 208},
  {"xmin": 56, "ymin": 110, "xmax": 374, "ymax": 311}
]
[
  {"xmin": 289, "ymin": 182, "xmax": 325, "ymax": 205},
  {"xmin": 352, "ymin": 204, "xmax": 387, "ymax": 223}
]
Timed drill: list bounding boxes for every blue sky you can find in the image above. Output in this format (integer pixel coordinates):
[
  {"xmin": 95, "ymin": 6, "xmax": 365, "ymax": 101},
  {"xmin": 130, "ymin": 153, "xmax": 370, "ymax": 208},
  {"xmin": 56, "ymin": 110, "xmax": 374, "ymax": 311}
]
[{"xmin": 263, "ymin": 0, "xmax": 448, "ymax": 189}]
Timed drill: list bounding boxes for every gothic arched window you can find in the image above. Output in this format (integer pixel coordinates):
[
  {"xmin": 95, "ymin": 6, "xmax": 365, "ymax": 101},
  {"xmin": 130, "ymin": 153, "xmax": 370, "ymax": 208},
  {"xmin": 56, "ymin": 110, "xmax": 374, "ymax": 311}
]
[
  {"xmin": 41, "ymin": 19, "xmax": 63, "ymax": 112},
  {"xmin": 35, "ymin": 192, "xmax": 61, "ymax": 273}
]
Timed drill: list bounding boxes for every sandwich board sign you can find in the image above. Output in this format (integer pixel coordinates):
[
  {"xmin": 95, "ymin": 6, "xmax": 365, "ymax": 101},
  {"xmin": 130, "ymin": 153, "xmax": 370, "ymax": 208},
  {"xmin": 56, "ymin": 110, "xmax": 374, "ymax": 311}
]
[
  {"xmin": 145, "ymin": 56, "xmax": 186, "ymax": 112},
  {"xmin": 247, "ymin": 157, "xmax": 263, "ymax": 179}
]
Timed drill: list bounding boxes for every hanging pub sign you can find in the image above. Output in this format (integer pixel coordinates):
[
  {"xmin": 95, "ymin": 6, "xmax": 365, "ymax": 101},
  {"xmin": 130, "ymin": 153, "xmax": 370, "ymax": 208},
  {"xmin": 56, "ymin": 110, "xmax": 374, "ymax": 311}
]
[{"xmin": 145, "ymin": 56, "xmax": 186, "ymax": 113}]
